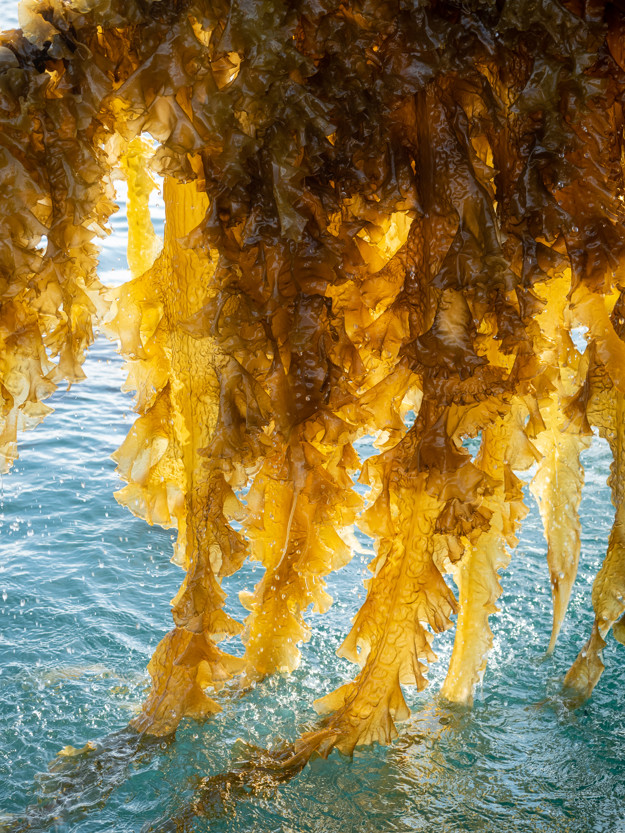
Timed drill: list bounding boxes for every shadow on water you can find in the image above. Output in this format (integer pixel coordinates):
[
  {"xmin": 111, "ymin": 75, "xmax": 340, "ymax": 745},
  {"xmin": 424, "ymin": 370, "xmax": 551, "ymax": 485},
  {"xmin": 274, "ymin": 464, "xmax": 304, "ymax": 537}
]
[
  {"xmin": 0, "ymin": 719, "xmax": 326, "ymax": 833},
  {"xmin": 0, "ymin": 728, "xmax": 171, "ymax": 832}
]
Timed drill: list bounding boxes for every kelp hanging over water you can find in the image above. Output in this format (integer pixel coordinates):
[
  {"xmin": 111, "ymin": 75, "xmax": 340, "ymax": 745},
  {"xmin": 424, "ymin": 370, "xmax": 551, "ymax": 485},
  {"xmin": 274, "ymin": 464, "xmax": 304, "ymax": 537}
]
[{"xmin": 2, "ymin": 0, "xmax": 625, "ymax": 765}]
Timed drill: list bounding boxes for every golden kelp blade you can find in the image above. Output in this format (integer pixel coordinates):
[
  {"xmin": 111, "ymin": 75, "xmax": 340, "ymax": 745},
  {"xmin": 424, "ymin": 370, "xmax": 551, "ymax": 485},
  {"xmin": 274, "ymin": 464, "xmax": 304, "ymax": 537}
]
[
  {"xmin": 565, "ymin": 496, "xmax": 625, "ymax": 699},
  {"xmin": 441, "ymin": 409, "xmax": 529, "ymax": 704},
  {"xmin": 570, "ymin": 286, "xmax": 625, "ymax": 395},
  {"xmin": 240, "ymin": 432, "xmax": 362, "ymax": 680},
  {"xmin": 109, "ymin": 176, "xmax": 245, "ymax": 734},
  {"xmin": 530, "ymin": 274, "xmax": 591, "ymax": 654},
  {"xmin": 0, "ymin": 305, "xmax": 56, "ymax": 470},
  {"xmin": 438, "ymin": 304, "xmax": 536, "ymax": 705},
  {"xmin": 531, "ymin": 415, "xmax": 590, "ymax": 655},
  {"xmin": 564, "ymin": 339, "xmax": 625, "ymax": 699},
  {"xmin": 0, "ymin": 16, "xmax": 113, "ymax": 471},
  {"xmin": 313, "ymin": 468, "xmax": 457, "ymax": 755},
  {"xmin": 121, "ymin": 137, "xmax": 161, "ymax": 280}
]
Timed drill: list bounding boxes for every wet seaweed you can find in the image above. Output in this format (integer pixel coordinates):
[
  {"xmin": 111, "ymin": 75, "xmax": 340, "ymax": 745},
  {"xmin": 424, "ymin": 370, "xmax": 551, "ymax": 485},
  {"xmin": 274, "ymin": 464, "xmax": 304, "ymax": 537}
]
[{"xmin": 2, "ymin": 0, "xmax": 625, "ymax": 802}]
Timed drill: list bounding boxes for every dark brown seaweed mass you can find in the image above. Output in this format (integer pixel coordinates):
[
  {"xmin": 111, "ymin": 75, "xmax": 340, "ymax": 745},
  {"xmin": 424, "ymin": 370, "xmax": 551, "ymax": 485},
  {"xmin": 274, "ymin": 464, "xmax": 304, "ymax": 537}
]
[{"xmin": 2, "ymin": 0, "xmax": 625, "ymax": 759}]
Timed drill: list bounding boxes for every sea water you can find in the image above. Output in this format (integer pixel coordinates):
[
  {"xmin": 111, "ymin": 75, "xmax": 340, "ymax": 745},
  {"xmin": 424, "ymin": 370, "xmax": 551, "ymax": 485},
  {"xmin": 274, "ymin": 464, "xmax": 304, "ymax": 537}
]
[{"xmin": 1, "ymin": 4, "xmax": 625, "ymax": 830}]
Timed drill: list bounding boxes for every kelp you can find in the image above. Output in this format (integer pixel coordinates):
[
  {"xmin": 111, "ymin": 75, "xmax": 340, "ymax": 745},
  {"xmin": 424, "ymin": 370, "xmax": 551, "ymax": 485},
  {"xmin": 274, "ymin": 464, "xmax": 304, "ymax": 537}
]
[
  {"xmin": 441, "ymin": 403, "xmax": 530, "ymax": 704},
  {"xmin": 2, "ymin": 0, "xmax": 625, "ymax": 784},
  {"xmin": 563, "ymin": 291, "xmax": 625, "ymax": 698},
  {"xmin": 530, "ymin": 272, "xmax": 591, "ymax": 654},
  {"xmin": 110, "ymin": 173, "xmax": 247, "ymax": 734},
  {"xmin": 1, "ymin": 729, "xmax": 166, "ymax": 833}
]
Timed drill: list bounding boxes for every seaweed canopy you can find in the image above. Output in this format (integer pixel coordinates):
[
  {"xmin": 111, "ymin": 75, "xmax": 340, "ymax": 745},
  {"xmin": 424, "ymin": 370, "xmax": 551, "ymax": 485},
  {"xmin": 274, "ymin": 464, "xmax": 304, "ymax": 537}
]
[{"xmin": 3, "ymin": 0, "xmax": 625, "ymax": 759}]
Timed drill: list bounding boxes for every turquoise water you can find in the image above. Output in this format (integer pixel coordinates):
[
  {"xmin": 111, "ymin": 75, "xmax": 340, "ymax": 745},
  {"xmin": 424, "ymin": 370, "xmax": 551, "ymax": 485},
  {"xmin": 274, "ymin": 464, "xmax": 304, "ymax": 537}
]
[{"xmin": 2, "ymin": 5, "xmax": 625, "ymax": 830}]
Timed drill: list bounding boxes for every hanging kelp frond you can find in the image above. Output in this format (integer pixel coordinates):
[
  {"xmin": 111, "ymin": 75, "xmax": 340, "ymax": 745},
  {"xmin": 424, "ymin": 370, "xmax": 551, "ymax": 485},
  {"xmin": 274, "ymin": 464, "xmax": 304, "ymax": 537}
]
[
  {"xmin": 530, "ymin": 273, "xmax": 592, "ymax": 655},
  {"xmin": 441, "ymin": 405, "xmax": 530, "ymax": 704},
  {"xmin": 2, "ymin": 0, "xmax": 625, "ymax": 760},
  {"xmin": 108, "ymin": 174, "xmax": 248, "ymax": 735},
  {"xmin": 563, "ymin": 291, "xmax": 625, "ymax": 699},
  {"xmin": 0, "ymin": 9, "xmax": 114, "ymax": 470}
]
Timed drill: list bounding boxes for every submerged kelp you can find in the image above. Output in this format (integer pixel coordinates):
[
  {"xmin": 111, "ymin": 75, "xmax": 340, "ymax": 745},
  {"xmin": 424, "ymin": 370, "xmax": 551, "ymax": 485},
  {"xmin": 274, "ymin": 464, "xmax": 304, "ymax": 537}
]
[{"xmin": 2, "ymin": 0, "xmax": 625, "ymax": 767}]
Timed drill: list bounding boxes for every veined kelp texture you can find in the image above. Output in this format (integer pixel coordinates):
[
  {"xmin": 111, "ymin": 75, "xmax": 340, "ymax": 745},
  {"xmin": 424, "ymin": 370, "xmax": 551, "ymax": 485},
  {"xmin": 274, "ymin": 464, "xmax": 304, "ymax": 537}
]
[
  {"xmin": 312, "ymin": 464, "xmax": 458, "ymax": 755},
  {"xmin": 121, "ymin": 137, "xmax": 162, "ymax": 281},
  {"xmin": 240, "ymin": 428, "xmax": 363, "ymax": 680},
  {"xmin": 110, "ymin": 174, "xmax": 246, "ymax": 735}
]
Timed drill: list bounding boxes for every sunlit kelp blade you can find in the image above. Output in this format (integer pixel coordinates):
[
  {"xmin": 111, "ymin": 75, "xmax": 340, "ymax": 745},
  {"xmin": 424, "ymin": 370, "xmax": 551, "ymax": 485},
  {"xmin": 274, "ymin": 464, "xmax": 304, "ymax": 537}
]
[
  {"xmin": 110, "ymin": 176, "xmax": 247, "ymax": 735},
  {"xmin": 0, "ymin": 11, "xmax": 113, "ymax": 470},
  {"xmin": 529, "ymin": 273, "xmax": 591, "ymax": 654},
  {"xmin": 564, "ymin": 299, "xmax": 625, "ymax": 698},
  {"xmin": 442, "ymin": 408, "xmax": 529, "ymax": 704}
]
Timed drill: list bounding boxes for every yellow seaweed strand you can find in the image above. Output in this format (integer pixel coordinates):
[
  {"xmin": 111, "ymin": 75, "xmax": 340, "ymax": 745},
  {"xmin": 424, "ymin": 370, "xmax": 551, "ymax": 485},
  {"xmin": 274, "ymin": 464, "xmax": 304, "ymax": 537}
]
[
  {"xmin": 311, "ymin": 436, "xmax": 457, "ymax": 755},
  {"xmin": 0, "ymin": 303, "xmax": 56, "ymax": 471},
  {"xmin": 441, "ymin": 412, "xmax": 526, "ymax": 704},
  {"xmin": 111, "ymin": 176, "xmax": 243, "ymax": 735},
  {"xmin": 531, "ymin": 273, "xmax": 591, "ymax": 653},
  {"xmin": 564, "ymin": 352, "xmax": 625, "ymax": 699},
  {"xmin": 241, "ymin": 432, "xmax": 361, "ymax": 680},
  {"xmin": 531, "ymin": 402, "xmax": 590, "ymax": 654}
]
